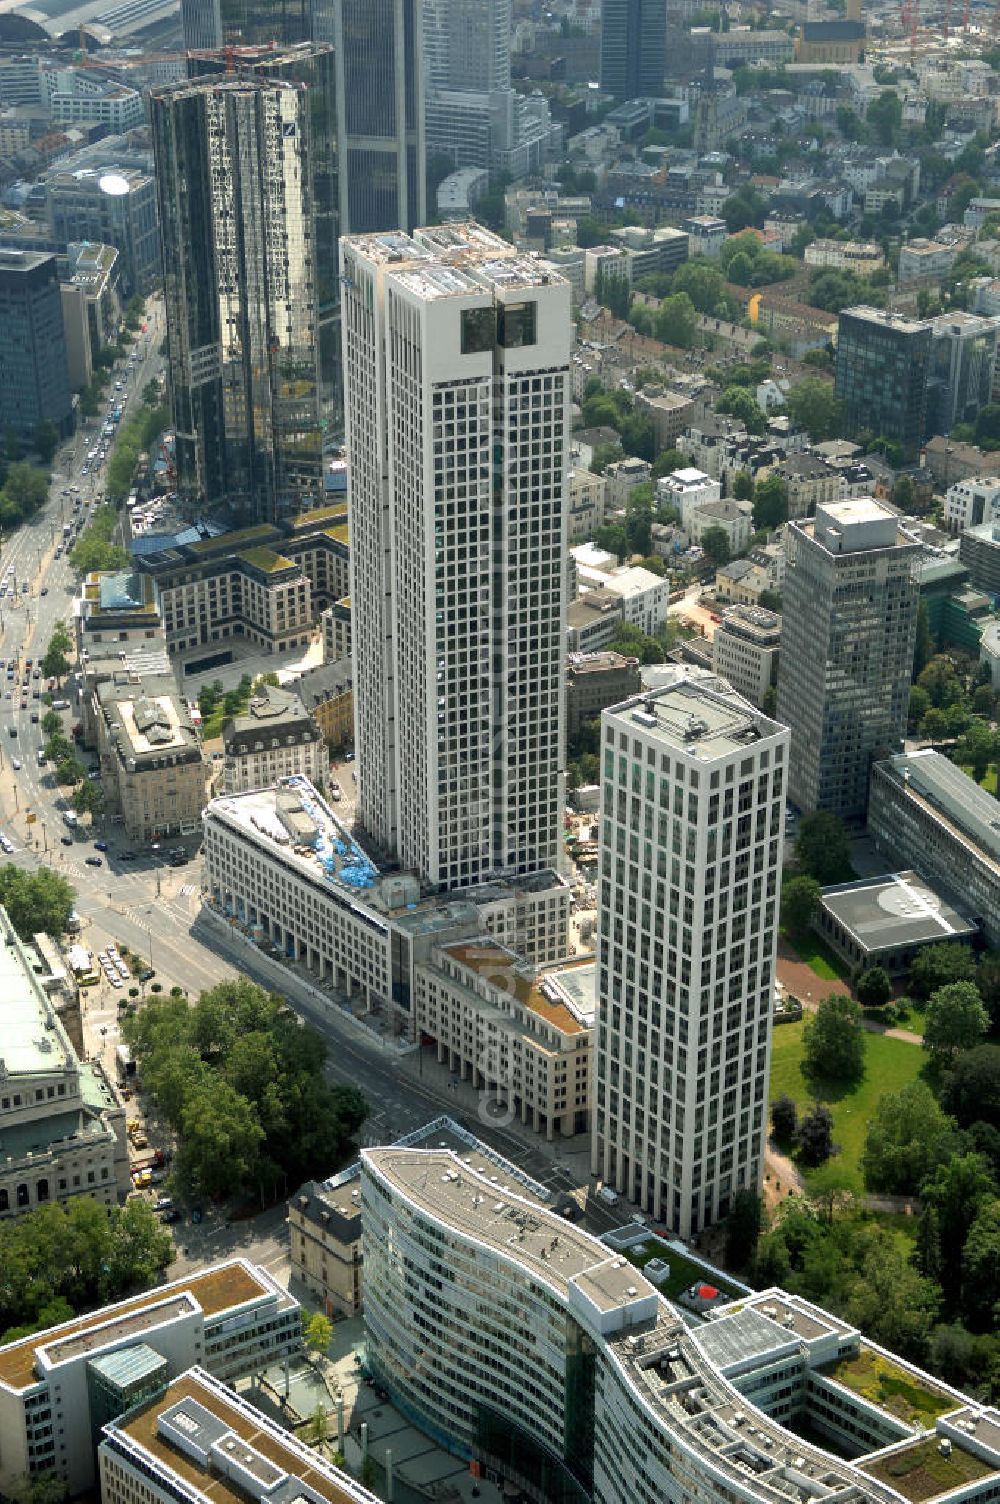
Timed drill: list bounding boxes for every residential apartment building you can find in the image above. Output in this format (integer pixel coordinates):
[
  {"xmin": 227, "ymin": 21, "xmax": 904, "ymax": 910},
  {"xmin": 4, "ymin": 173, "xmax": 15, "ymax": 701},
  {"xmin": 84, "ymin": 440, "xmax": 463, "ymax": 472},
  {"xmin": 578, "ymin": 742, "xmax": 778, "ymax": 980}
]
[
  {"xmin": 342, "ymin": 223, "xmax": 569, "ymax": 896},
  {"xmin": 0, "ymin": 1261, "xmax": 299, "ymax": 1498},
  {"xmin": 0, "ymin": 247, "xmax": 72, "ymax": 441},
  {"xmin": 95, "ymin": 672, "xmax": 205, "ymax": 840},
  {"xmin": 363, "ymin": 1143, "xmax": 986, "ymax": 1504},
  {"xmin": 777, "ymin": 499, "xmax": 919, "ymax": 821},
  {"xmin": 635, "ymin": 389, "xmax": 694, "ymax": 452},
  {"xmin": 567, "ymin": 467, "xmax": 608, "ymax": 542},
  {"xmin": 870, "ymin": 749, "xmax": 1000, "ymax": 947},
  {"xmin": 222, "ymin": 683, "xmax": 328, "ymax": 794},
  {"xmin": 712, "ymin": 605, "xmax": 781, "ymax": 708},
  {"xmin": 943, "ymin": 475, "xmax": 1000, "ymax": 534},
  {"xmin": 898, "ymin": 238, "xmax": 956, "ymax": 286},
  {"xmin": 657, "ymin": 466, "xmax": 721, "ymax": 527},
  {"xmin": 566, "ymin": 589, "xmax": 625, "ymax": 653},
  {"xmin": 321, "ymin": 599, "xmax": 351, "ymax": 663},
  {"xmin": 803, "ymin": 239, "xmax": 884, "ymax": 275},
  {"xmin": 287, "ymin": 1178, "xmax": 363, "ymax": 1317},
  {"xmin": 770, "ymin": 452, "xmax": 841, "ymax": 519},
  {"xmin": 99, "ymin": 1370, "xmax": 379, "ymax": 1504},
  {"xmin": 566, "ymin": 650, "xmax": 642, "ymax": 740},
  {"xmin": 0, "ymin": 905, "xmax": 129, "ymax": 1221},
  {"xmin": 151, "ymin": 77, "xmax": 322, "ymax": 522},
  {"xmin": 688, "ymin": 497, "xmax": 752, "ymax": 554},
  {"xmin": 834, "ymin": 307, "xmax": 931, "ymax": 462},
  {"xmin": 295, "ymin": 659, "xmax": 354, "ymax": 749},
  {"xmin": 202, "ymin": 778, "xmax": 571, "ymax": 1036},
  {"xmin": 592, "ymin": 670, "xmax": 788, "ymax": 1238},
  {"xmin": 603, "ymin": 455, "xmax": 651, "ymax": 512}
]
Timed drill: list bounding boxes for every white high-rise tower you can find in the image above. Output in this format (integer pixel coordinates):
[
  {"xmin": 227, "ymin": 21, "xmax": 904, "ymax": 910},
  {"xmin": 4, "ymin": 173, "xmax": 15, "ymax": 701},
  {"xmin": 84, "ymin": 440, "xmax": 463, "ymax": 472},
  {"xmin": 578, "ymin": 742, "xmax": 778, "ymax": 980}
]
[
  {"xmin": 592, "ymin": 667, "xmax": 788, "ymax": 1240},
  {"xmin": 341, "ymin": 222, "xmax": 570, "ymax": 893}
]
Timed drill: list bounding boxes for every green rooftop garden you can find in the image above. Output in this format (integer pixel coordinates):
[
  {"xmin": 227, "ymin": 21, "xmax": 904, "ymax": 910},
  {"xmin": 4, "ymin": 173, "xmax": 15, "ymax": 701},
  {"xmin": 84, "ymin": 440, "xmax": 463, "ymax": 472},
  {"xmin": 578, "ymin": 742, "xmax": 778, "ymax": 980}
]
[
  {"xmin": 862, "ymin": 1436, "xmax": 994, "ymax": 1503},
  {"xmin": 188, "ymin": 524, "xmax": 276, "ymax": 555},
  {"xmin": 622, "ymin": 1240, "xmax": 742, "ymax": 1304},
  {"xmin": 238, "ymin": 546, "xmax": 295, "ymax": 574},
  {"xmin": 822, "ymin": 1347, "xmax": 956, "ymax": 1428}
]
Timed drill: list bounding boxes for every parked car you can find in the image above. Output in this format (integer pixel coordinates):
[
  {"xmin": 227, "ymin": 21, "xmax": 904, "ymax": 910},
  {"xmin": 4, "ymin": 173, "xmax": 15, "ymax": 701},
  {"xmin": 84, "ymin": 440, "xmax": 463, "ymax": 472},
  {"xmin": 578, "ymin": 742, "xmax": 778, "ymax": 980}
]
[{"xmin": 85, "ymin": 856, "xmax": 103, "ymax": 867}]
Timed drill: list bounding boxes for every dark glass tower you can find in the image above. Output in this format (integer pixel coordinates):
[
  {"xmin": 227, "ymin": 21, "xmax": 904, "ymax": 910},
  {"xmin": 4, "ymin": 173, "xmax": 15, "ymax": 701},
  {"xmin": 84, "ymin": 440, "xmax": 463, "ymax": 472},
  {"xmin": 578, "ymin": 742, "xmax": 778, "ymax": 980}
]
[
  {"xmin": 329, "ymin": 0, "xmax": 426, "ymax": 234},
  {"xmin": 599, "ymin": 0, "xmax": 666, "ymax": 99},
  {"xmin": 834, "ymin": 306, "xmax": 931, "ymax": 462},
  {"xmin": 151, "ymin": 77, "xmax": 322, "ymax": 522}
]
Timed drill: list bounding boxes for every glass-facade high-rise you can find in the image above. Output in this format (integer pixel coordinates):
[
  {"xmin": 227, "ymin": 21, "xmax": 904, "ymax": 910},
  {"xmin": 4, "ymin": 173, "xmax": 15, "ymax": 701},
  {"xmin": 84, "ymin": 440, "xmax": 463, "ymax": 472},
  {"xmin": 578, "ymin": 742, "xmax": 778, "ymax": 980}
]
[
  {"xmin": 834, "ymin": 306, "xmax": 931, "ymax": 462},
  {"xmin": 599, "ymin": 0, "xmax": 666, "ymax": 100},
  {"xmin": 151, "ymin": 77, "xmax": 322, "ymax": 522},
  {"xmin": 330, "ymin": 0, "xmax": 426, "ymax": 234}
]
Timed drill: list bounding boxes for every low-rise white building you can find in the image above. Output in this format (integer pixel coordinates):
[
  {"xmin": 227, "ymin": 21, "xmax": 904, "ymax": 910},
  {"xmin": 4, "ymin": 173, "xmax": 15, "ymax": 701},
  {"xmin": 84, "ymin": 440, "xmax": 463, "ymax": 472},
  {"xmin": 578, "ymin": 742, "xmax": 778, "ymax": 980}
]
[
  {"xmin": 943, "ymin": 475, "xmax": 1000, "ymax": 534},
  {"xmin": 712, "ymin": 603, "xmax": 781, "ymax": 706},
  {"xmin": 688, "ymin": 496, "xmax": 753, "ymax": 554},
  {"xmin": 567, "ymin": 466, "xmax": 607, "ymax": 541},
  {"xmin": 656, "ymin": 466, "xmax": 722, "ymax": 527}
]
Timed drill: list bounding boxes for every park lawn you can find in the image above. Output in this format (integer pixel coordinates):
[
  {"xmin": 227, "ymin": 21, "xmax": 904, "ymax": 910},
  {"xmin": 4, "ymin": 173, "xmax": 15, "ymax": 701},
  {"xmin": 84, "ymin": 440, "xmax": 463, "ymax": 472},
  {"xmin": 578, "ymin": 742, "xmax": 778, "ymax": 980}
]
[
  {"xmin": 958, "ymin": 762, "xmax": 997, "ymax": 795},
  {"xmin": 768, "ymin": 1020, "xmax": 925, "ymax": 1193},
  {"xmin": 779, "ymin": 927, "xmax": 851, "ymax": 983}
]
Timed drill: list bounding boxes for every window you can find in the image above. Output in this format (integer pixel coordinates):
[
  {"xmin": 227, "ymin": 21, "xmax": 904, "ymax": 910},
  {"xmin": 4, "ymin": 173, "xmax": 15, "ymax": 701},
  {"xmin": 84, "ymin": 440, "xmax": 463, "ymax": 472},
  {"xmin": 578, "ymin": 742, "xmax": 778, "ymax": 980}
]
[
  {"xmin": 498, "ymin": 301, "xmax": 537, "ymax": 348},
  {"xmin": 461, "ymin": 307, "xmax": 494, "ymax": 354}
]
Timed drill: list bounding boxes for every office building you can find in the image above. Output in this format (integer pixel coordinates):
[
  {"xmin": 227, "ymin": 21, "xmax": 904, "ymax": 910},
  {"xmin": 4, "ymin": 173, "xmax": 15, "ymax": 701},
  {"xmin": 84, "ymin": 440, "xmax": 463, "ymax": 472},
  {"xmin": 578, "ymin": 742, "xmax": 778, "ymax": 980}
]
[
  {"xmin": 329, "ymin": 0, "xmax": 426, "ymax": 235},
  {"xmin": 712, "ymin": 604, "xmax": 781, "ymax": 708},
  {"xmin": 202, "ymin": 777, "xmax": 571, "ymax": 1036},
  {"xmin": 186, "ymin": 43, "xmax": 340, "ymax": 407},
  {"xmin": 943, "ymin": 475, "xmax": 1000, "ymax": 534},
  {"xmin": 0, "ymin": 904, "xmax": 129, "ymax": 1221},
  {"xmin": 777, "ymin": 500, "xmax": 919, "ymax": 821},
  {"xmin": 592, "ymin": 670, "xmax": 788, "ymax": 1238},
  {"xmin": 43, "ymin": 69, "xmax": 144, "ymax": 132},
  {"xmin": 99, "ymin": 1369, "xmax": 376, "ymax": 1504},
  {"xmin": 151, "ymin": 76, "xmax": 322, "ymax": 522},
  {"xmin": 59, "ymin": 242, "xmax": 121, "ymax": 392},
  {"xmin": 834, "ymin": 307, "xmax": 931, "ymax": 461},
  {"xmin": 599, "ymin": 0, "xmax": 666, "ymax": 99},
  {"xmin": 814, "ymin": 869, "xmax": 977, "ymax": 977},
  {"xmin": 222, "ymin": 682, "xmax": 329, "ymax": 794},
  {"xmin": 180, "ymin": 0, "xmax": 222, "ymax": 48},
  {"xmin": 46, "ymin": 167, "xmax": 160, "ymax": 299},
  {"xmin": 0, "ymin": 247, "xmax": 72, "ymax": 440},
  {"xmin": 870, "ymin": 749, "xmax": 1000, "ymax": 947},
  {"xmin": 0, "ymin": 1261, "xmax": 299, "ymax": 1498},
  {"xmin": 341, "ymin": 223, "xmax": 569, "ymax": 895},
  {"xmin": 295, "ymin": 659, "xmax": 354, "ymax": 748},
  {"xmin": 94, "ymin": 671, "xmax": 205, "ymax": 841},
  {"xmin": 960, "ymin": 518, "xmax": 1000, "ymax": 595},
  {"xmin": 364, "ymin": 1142, "xmax": 992, "ymax": 1504},
  {"xmin": 926, "ymin": 311, "xmax": 1000, "ymax": 437},
  {"xmin": 424, "ymin": 0, "xmax": 510, "ymax": 93}
]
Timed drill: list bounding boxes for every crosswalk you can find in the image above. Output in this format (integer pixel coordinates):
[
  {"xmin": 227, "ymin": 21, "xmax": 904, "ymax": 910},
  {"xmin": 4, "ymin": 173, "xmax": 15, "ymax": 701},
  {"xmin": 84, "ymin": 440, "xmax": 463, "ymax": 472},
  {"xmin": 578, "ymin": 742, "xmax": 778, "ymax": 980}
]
[{"xmin": 178, "ymin": 883, "xmax": 196, "ymax": 897}]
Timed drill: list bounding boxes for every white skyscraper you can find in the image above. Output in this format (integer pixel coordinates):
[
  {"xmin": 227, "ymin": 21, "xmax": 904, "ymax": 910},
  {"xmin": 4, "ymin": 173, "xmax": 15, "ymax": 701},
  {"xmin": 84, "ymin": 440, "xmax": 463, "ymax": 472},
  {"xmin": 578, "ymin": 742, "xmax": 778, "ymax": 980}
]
[
  {"xmin": 592, "ymin": 667, "xmax": 789, "ymax": 1240},
  {"xmin": 424, "ymin": 0, "xmax": 511, "ymax": 92},
  {"xmin": 341, "ymin": 222, "xmax": 570, "ymax": 892}
]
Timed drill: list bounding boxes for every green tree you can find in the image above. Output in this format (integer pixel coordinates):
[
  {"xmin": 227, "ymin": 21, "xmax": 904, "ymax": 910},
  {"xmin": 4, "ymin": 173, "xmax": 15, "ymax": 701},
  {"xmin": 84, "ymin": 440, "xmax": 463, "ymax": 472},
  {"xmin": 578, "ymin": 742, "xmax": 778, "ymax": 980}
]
[
  {"xmin": 32, "ymin": 421, "xmax": 58, "ymax": 464},
  {"xmin": 921, "ymin": 1152, "xmax": 997, "ymax": 1293},
  {"xmin": 917, "ymin": 654, "xmax": 964, "ymax": 707},
  {"xmin": 803, "ymin": 994, "xmax": 864, "ymax": 1087},
  {"xmin": 961, "ymin": 1198, "xmax": 1000, "ymax": 1329},
  {"xmin": 781, "ymin": 875, "xmax": 821, "ymax": 938},
  {"xmin": 721, "ymin": 185, "xmax": 768, "ymax": 232},
  {"xmin": 718, "ymin": 386, "xmax": 767, "ymax": 434},
  {"xmin": 795, "ymin": 810, "xmax": 853, "ymax": 884},
  {"xmin": 856, "ymin": 966, "xmax": 892, "ymax": 1008},
  {"xmin": 942, "ymin": 1044, "xmax": 1000, "ymax": 1128},
  {"xmin": 976, "ymin": 954, "xmax": 1000, "ymax": 1030},
  {"xmin": 1, "ymin": 462, "xmax": 49, "ymax": 521},
  {"xmin": 771, "ymin": 1093, "xmax": 798, "ymax": 1142},
  {"xmin": 0, "ymin": 867, "xmax": 74, "ymax": 938},
  {"xmin": 655, "ymin": 291, "xmax": 698, "ymax": 348},
  {"xmin": 752, "ymin": 474, "xmax": 788, "ymax": 531},
  {"xmin": 923, "ymin": 981, "xmax": 990, "ymax": 1066},
  {"xmin": 671, "ymin": 261, "xmax": 730, "ymax": 315},
  {"xmin": 867, "ymin": 88, "xmax": 902, "ymax": 145},
  {"xmin": 725, "ymin": 1190, "xmax": 764, "ymax": 1270},
  {"xmin": 40, "ymin": 710, "xmax": 62, "ymax": 738},
  {"xmin": 797, "ymin": 1103, "xmax": 835, "ymax": 1166},
  {"xmin": 845, "ymin": 1238, "xmax": 939, "ymax": 1362},
  {"xmin": 72, "ymin": 778, "xmax": 104, "ymax": 817},
  {"xmin": 41, "ymin": 624, "xmax": 72, "ymax": 682},
  {"xmin": 908, "ymin": 941, "xmax": 978, "ymax": 999},
  {"xmin": 862, "ymin": 1080, "xmax": 957, "ymax": 1193},
  {"xmin": 700, "ymin": 524, "xmax": 731, "ymax": 566},
  {"xmin": 957, "ymin": 718, "xmax": 995, "ymax": 784},
  {"xmin": 305, "ymin": 1311, "xmax": 333, "ymax": 1355},
  {"xmin": 733, "ymin": 469, "xmax": 754, "ymax": 501},
  {"xmin": 785, "ymin": 378, "xmax": 843, "ymax": 442}
]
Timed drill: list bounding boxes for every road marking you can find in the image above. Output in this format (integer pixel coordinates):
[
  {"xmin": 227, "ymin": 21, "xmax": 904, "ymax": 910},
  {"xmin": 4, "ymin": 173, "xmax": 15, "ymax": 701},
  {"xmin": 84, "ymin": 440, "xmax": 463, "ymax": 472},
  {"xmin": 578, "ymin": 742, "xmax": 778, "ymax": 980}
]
[{"xmin": 178, "ymin": 883, "xmax": 196, "ymax": 896}]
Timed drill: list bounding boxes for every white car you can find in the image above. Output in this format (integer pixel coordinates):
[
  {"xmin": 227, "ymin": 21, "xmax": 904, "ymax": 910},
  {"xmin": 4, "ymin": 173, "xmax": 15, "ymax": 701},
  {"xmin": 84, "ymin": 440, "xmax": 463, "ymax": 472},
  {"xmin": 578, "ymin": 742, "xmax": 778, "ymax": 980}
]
[{"xmin": 11, "ymin": 758, "xmax": 20, "ymax": 770}]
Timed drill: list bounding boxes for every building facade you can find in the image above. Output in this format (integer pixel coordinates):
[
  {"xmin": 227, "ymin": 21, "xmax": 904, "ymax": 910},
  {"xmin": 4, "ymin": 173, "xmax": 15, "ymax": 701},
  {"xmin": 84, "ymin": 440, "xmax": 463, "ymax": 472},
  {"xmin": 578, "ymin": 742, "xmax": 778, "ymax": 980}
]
[
  {"xmin": 777, "ymin": 500, "xmax": 919, "ymax": 821},
  {"xmin": 0, "ymin": 247, "xmax": 72, "ymax": 440},
  {"xmin": 943, "ymin": 475, "xmax": 1000, "ymax": 534},
  {"xmin": 834, "ymin": 307, "xmax": 931, "ymax": 462},
  {"xmin": 151, "ymin": 77, "xmax": 322, "ymax": 522},
  {"xmin": 592, "ymin": 670, "xmax": 788, "ymax": 1238},
  {"xmin": 94, "ymin": 673, "xmax": 205, "ymax": 840},
  {"xmin": 342, "ymin": 223, "xmax": 569, "ymax": 895},
  {"xmin": 287, "ymin": 1178, "xmax": 363, "ymax": 1316},
  {"xmin": 46, "ymin": 168, "xmax": 160, "ymax": 299},
  {"xmin": 566, "ymin": 651, "xmax": 642, "ymax": 741}
]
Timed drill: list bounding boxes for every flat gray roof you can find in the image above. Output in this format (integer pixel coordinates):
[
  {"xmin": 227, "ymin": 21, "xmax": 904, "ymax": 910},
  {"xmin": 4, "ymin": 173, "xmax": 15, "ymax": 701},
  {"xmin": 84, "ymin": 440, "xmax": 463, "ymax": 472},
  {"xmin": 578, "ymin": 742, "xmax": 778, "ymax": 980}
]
[
  {"xmin": 877, "ymin": 750, "xmax": 1000, "ymax": 865},
  {"xmin": 605, "ymin": 668, "xmax": 784, "ymax": 762},
  {"xmin": 0, "ymin": 913, "xmax": 74, "ymax": 1078},
  {"xmin": 819, "ymin": 870, "xmax": 977, "ymax": 952}
]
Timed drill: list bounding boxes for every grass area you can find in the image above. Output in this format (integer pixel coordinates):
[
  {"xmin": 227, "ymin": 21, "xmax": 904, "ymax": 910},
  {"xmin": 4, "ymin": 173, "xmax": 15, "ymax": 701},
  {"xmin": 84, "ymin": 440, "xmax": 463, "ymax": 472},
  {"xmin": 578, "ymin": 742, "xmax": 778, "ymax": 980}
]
[
  {"xmin": 779, "ymin": 928, "xmax": 852, "ymax": 984},
  {"xmin": 623, "ymin": 1242, "xmax": 741, "ymax": 1302},
  {"xmin": 823, "ymin": 1347, "xmax": 955, "ymax": 1427},
  {"xmin": 768, "ymin": 1019, "xmax": 925, "ymax": 1192},
  {"xmin": 862, "ymin": 1436, "xmax": 995, "ymax": 1502}
]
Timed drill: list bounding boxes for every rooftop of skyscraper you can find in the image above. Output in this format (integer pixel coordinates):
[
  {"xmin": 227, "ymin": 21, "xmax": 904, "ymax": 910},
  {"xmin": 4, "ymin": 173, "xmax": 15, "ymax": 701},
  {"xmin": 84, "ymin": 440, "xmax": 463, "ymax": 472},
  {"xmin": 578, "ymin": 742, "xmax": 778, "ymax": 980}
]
[{"xmin": 604, "ymin": 669, "xmax": 783, "ymax": 761}]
